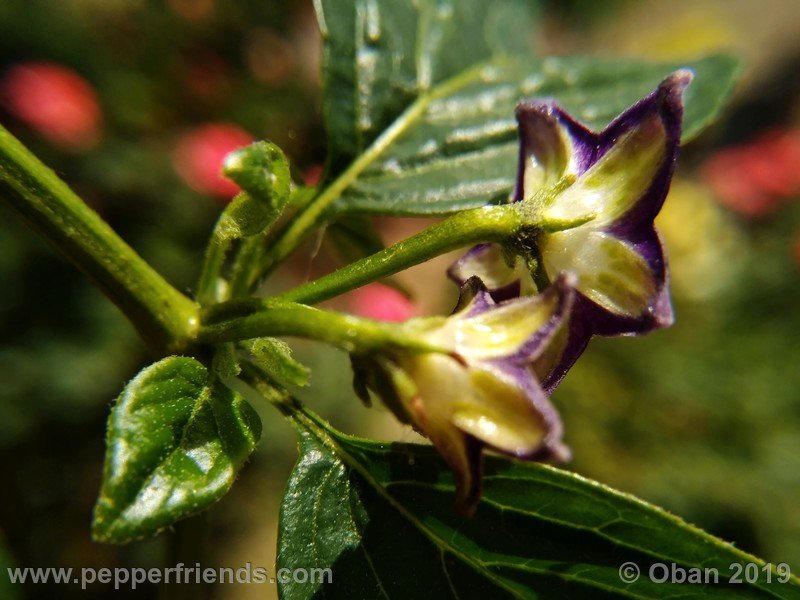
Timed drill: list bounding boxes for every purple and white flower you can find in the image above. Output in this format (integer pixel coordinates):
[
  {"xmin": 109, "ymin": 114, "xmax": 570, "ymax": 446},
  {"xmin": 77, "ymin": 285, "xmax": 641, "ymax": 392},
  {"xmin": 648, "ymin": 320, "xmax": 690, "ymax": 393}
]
[
  {"xmin": 353, "ymin": 275, "xmax": 576, "ymax": 515},
  {"xmin": 450, "ymin": 71, "xmax": 691, "ymax": 390}
]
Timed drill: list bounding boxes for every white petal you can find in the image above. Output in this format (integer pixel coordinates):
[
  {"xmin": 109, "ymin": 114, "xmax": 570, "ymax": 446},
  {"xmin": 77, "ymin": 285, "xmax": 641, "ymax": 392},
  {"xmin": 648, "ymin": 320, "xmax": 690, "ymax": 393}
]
[
  {"xmin": 452, "ymin": 366, "xmax": 546, "ymax": 455},
  {"xmin": 541, "ymin": 228, "xmax": 656, "ymax": 318},
  {"xmin": 542, "ymin": 113, "xmax": 667, "ymax": 226},
  {"xmin": 429, "ymin": 293, "xmax": 559, "ymax": 361}
]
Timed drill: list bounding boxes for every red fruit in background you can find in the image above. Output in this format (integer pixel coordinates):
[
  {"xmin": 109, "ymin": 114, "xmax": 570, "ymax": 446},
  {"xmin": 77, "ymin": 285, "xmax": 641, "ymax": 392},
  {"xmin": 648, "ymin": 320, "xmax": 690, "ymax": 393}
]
[
  {"xmin": 348, "ymin": 283, "xmax": 416, "ymax": 322},
  {"xmin": 1, "ymin": 62, "xmax": 102, "ymax": 151},
  {"xmin": 172, "ymin": 123, "xmax": 255, "ymax": 200}
]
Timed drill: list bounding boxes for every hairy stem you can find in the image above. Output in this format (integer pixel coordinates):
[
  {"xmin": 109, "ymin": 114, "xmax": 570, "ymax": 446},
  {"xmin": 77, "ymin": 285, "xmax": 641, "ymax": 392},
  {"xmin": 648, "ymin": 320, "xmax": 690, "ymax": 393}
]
[
  {"xmin": 0, "ymin": 125, "xmax": 199, "ymax": 354},
  {"xmin": 198, "ymin": 299, "xmax": 442, "ymax": 354},
  {"xmin": 275, "ymin": 204, "xmax": 520, "ymax": 305},
  {"xmin": 195, "ymin": 234, "xmax": 231, "ymax": 306}
]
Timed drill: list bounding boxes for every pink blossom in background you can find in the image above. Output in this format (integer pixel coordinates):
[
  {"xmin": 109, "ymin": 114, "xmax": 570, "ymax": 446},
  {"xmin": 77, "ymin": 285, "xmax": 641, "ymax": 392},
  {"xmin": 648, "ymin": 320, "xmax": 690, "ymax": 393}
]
[
  {"xmin": 172, "ymin": 123, "xmax": 254, "ymax": 200},
  {"xmin": 1, "ymin": 62, "xmax": 102, "ymax": 150},
  {"xmin": 701, "ymin": 129, "xmax": 800, "ymax": 217},
  {"xmin": 348, "ymin": 283, "xmax": 416, "ymax": 322}
]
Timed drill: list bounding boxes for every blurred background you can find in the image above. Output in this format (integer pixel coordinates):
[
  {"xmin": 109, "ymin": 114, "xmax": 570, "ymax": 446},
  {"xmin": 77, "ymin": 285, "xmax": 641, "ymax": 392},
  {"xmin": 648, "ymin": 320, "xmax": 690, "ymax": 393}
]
[{"xmin": 1, "ymin": 0, "xmax": 799, "ymax": 598}]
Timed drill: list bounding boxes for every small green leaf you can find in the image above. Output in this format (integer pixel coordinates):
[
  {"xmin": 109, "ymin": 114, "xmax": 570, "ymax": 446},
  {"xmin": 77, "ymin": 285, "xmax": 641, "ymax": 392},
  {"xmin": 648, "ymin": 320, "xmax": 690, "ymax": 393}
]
[
  {"xmin": 216, "ymin": 141, "xmax": 292, "ymax": 240},
  {"xmin": 278, "ymin": 408, "xmax": 800, "ymax": 599},
  {"xmin": 92, "ymin": 356, "xmax": 261, "ymax": 543},
  {"xmin": 216, "ymin": 193, "xmax": 279, "ymax": 240},
  {"xmin": 223, "ymin": 141, "xmax": 291, "ymax": 202},
  {"xmin": 246, "ymin": 338, "xmax": 310, "ymax": 388}
]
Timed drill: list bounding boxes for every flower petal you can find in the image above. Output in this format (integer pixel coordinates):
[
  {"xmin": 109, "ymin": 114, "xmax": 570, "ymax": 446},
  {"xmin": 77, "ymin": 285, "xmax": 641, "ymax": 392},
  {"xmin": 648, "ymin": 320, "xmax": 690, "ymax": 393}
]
[
  {"xmin": 514, "ymin": 101, "xmax": 596, "ymax": 201},
  {"xmin": 465, "ymin": 362, "xmax": 569, "ymax": 460},
  {"xmin": 541, "ymin": 71, "xmax": 690, "ymax": 228},
  {"xmin": 447, "ymin": 243, "xmax": 532, "ymax": 300},
  {"xmin": 435, "ymin": 274, "xmax": 574, "ymax": 362},
  {"xmin": 541, "ymin": 228, "xmax": 657, "ymax": 319},
  {"xmin": 450, "ymin": 365, "xmax": 547, "ymax": 454},
  {"xmin": 539, "ymin": 303, "xmax": 592, "ymax": 394},
  {"xmin": 398, "ymin": 354, "xmax": 484, "ymax": 514}
]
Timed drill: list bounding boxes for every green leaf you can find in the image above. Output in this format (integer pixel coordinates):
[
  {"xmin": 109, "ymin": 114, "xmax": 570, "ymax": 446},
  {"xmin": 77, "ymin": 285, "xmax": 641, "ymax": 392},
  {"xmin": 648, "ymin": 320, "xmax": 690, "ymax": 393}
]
[
  {"xmin": 278, "ymin": 408, "xmax": 800, "ymax": 599},
  {"xmin": 92, "ymin": 356, "xmax": 261, "ymax": 543},
  {"xmin": 246, "ymin": 338, "xmax": 310, "ymax": 388},
  {"xmin": 324, "ymin": 54, "xmax": 739, "ymax": 216},
  {"xmin": 317, "ymin": 0, "xmax": 538, "ymax": 174},
  {"xmin": 216, "ymin": 193, "xmax": 279, "ymax": 240},
  {"xmin": 310, "ymin": 0, "xmax": 538, "ymax": 267}
]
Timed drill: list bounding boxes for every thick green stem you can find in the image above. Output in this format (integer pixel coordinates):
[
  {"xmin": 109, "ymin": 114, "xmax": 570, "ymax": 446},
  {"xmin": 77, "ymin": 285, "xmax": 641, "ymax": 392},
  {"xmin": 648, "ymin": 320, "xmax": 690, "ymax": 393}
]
[
  {"xmin": 198, "ymin": 299, "xmax": 441, "ymax": 354},
  {"xmin": 275, "ymin": 204, "xmax": 520, "ymax": 305},
  {"xmin": 0, "ymin": 125, "xmax": 199, "ymax": 354}
]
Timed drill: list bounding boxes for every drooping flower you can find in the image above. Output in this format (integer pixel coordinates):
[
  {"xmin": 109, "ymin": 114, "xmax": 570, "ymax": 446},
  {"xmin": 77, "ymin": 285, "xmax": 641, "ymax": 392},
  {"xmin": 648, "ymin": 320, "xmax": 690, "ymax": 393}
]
[
  {"xmin": 450, "ymin": 71, "xmax": 691, "ymax": 390},
  {"xmin": 352, "ymin": 274, "xmax": 575, "ymax": 515}
]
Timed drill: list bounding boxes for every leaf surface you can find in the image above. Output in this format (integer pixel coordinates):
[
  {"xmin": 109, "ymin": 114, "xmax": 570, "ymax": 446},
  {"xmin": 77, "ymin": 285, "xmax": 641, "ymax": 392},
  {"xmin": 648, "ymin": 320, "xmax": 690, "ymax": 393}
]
[
  {"xmin": 93, "ymin": 356, "xmax": 261, "ymax": 543},
  {"xmin": 324, "ymin": 54, "xmax": 739, "ymax": 215},
  {"xmin": 278, "ymin": 409, "xmax": 800, "ymax": 599}
]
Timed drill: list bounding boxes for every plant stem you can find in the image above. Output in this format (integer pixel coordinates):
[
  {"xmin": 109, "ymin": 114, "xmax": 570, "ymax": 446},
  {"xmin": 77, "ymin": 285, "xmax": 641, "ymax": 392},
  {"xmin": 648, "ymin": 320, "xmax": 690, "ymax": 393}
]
[
  {"xmin": 198, "ymin": 299, "xmax": 442, "ymax": 354},
  {"xmin": 227, "ymin": 236, "xmax": 262, "ymax": 298},
  {"xmin": 274, "ymin": 204, "xmax": 520, "ymax": 305},
  {"xmin": 195, "ymin": 234, "xmax": 231, "ymax": 306},
  {"xmin": 0, "ymin": 125, "xmax": 199, "ymax": 354}
]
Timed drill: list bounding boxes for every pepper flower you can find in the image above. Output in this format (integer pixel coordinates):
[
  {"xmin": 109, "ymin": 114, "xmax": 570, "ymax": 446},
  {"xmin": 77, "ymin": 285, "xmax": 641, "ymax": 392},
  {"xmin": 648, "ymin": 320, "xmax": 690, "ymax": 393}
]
[
  {"xmin": 352, "ymin": 274, "xmax": 575, "ymax": 515},
  {"xmin": 449, "ymin": 71, "xmax": 691, "ymax": 390}
]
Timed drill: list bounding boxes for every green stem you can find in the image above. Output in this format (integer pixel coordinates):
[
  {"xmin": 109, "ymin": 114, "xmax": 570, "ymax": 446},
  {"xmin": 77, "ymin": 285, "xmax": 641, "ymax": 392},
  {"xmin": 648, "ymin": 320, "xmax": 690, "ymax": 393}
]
[
  {"xmin": 195, "ymin": 234, "xmax": 231, "ymax": 306},
  {"xmin": 275, "ymin": 205, "xmax": 520, "ymax": 305},
  {"xmin": 227, "ymin": 236, "xmax": 262, "ymax": 298},
  {"xmin": 198, "ymin": 299, "xmax": 442, "ymax": 354},
  {"xmin": 0, "ymin": 125, "xmax": 199, "ymax": 354}
]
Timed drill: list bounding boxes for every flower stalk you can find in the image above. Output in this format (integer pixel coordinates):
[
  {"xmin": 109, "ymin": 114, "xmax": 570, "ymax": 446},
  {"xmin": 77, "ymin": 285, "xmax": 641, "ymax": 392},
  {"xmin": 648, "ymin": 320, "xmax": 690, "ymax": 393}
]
[
  {"xmin": 275, "ymin": 204, "xmax": 522, "ymax": 305},
  {"xmin": 198, "ymin": 299, "xmax": 444, "ymax": 355}
]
